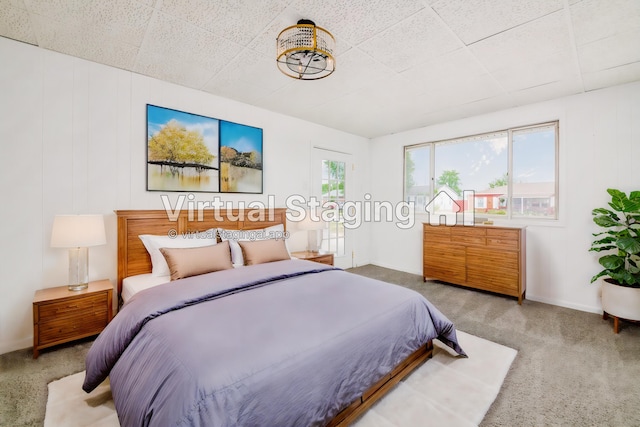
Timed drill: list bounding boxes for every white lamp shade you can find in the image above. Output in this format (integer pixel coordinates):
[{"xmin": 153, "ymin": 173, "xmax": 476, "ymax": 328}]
[
  {"xmin": 51, "ymin": 215, "xmax": 106, "ymax": 248},
  {"xmin": 298, "ymin": 213, "xmax": 325, "ymax": 231}
]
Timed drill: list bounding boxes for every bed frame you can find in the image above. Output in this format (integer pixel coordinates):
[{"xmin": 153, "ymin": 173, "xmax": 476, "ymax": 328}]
[{"xmin": 115, "ymin": 209, "xmax": 433, "ymax": 426}]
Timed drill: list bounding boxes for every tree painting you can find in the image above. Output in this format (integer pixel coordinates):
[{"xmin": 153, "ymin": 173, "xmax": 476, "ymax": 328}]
[
  {"xmin": 148, "ymin": 119, "xmax": 215, "ymax": 175},
  {"xmin": 147, "ymin": 105, "xmax": 219, "ymax": 192}
]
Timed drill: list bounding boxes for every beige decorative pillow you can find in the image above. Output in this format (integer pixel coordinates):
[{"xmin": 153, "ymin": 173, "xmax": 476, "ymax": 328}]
[
  {"xmin": 159, "ymin": 241, "xmax": 233, "ymax": 281},
  {"xmin": 238, "ymin": 239, "xmax": 291, "ymax": 266}
]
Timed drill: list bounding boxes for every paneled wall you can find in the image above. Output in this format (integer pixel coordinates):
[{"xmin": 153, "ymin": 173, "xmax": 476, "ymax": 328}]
[
  {"xmin": 370, "ymin": 81, "xmax": 640, "ymax": 313},
  {"xmin": 0, "ymin": 37, "xmax": 370, "ymax": 354}
]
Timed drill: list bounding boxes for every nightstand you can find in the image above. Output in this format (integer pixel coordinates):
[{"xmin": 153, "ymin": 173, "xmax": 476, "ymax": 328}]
[
  {"xmin": 32, "ymin": 279, "xmax": 113, "ymax": 358},
  {"xmin": 291, "ymin": 251, "xmax": 334, "ymax": 266}
]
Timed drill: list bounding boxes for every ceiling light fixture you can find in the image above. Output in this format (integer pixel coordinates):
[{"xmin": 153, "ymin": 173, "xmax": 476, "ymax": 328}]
[{"xmin": 276, "ymin": 19, "xmax": 336, "ymax": 80}]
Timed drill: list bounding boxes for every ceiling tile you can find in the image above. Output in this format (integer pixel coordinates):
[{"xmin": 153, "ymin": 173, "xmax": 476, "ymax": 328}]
[
  {"xmin": 31, "ymin": 13, "xmax": 139, "ymax": 70},
  {"xmin": 418, "ymin": 94, "xmax": 517, "ymax": 128},
  {"xmin": 578, "ymin": 30, "xmax": 640, "ymax": 73},
  {"xmin": 25, "ymin": 0, "xmax": 154, "ymax": 45},
  {"xmin": 432, "ymin": 0, "xmax": 564, "ymax": 45},
  {"xmin": 0, "ymin": 3, "xmax": 37, "ymax": 44},
  {"xmin": 400, "ymin": 48, "xmax": 487, "ymax": 94},
  {"xmin": 490, "ymin": 50, "xmax": 579, "ymax": 92},
  {"xmin": 134, "ymin": 12, "xmax": 242, "ymax": 88},
  {"xmin": 570, "ymin": 0, "xmax": 640, "ymax": 46},
  {"xmin": 582, "ymin": 61, "xmax": 640, "ymax": 91},
  {"xmin": 159, "ymin": 0, "xmax": 289, "ymax": 46},
  {"xmin": 290, "ymin": 0, "xmax": 426, "ymax": 46},
  {"xmin": 510, "ymin": 78, "xmax": 583, "ymax": 106},
  {"xmin": 358, "ymin": 8, "xmax": 462, "ymax": 73},
  {"xmin": 469, "ymin": 10, "xmax": 573, "ymax": 72},
  {"xmin": 203, "ymin": 48, "xmax": 289, "ymax": 98}
]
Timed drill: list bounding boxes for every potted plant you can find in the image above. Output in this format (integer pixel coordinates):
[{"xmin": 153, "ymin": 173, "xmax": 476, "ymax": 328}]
[{"xmin": 590, "ymin": 188, "xmax": 640, "ymax": 333}]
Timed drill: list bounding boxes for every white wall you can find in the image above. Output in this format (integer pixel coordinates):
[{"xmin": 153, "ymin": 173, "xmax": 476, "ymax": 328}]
[
  {"xmin": 0, "ymin": 37, "xmax": 370, "ymax": 354},
  {"xmin": 370, "ymin": 81, "xmax": 640, "ymax": 313}
]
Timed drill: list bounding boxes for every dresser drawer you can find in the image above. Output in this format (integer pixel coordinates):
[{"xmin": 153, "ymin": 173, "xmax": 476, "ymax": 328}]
[
  {"xmin": 38, "ymin": 293, "xmax": 108, "ymax": 321},
  {"xmin": 38, "ymin": 310, "xmax": 109, "ymax": 345}
]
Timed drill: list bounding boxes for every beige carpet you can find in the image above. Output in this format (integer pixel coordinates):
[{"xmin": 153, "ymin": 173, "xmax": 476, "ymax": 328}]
[{"xmin": 45, "ymin": 331, "xmax": 516, "ymax": 427}]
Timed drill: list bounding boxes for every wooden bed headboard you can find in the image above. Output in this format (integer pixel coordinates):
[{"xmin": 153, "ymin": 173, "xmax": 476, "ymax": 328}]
[{"xmin": 115, "ymin": 208, "xmax": 287, "ymax": 298}]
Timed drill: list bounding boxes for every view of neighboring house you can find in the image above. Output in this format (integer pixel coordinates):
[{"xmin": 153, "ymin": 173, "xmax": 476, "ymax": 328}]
[
  {"xmin": 473, "ymin": 182, "xmax": 556, "ymax": 216},
  {"xmin": 408, "ymin": 182, "xmax": 556, "ymax": 218}
]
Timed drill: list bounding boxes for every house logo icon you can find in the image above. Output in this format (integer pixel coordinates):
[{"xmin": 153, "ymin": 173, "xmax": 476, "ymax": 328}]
[{"xmin": 424, "ymin": 189, "xmax": 475, "ymax": 226}]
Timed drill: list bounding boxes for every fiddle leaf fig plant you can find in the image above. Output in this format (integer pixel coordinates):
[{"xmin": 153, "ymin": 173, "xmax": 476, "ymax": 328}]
[{"xmin": 590, "ymin": 188, "xmax": 640, "ymax": 287}]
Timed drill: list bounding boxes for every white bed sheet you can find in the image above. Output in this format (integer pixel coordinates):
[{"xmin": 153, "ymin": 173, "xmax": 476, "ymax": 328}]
[{"xmin": 122, "ymin": 274, "xmax": 170, "ymax": 303}]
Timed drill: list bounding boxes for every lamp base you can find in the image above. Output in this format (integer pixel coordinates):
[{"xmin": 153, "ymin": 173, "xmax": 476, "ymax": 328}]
[
  {"xmin": 68, "ymin": 247, "xmax": 89, "ymax": 292},
  {"xmin": 306, "ymin": 229, "xmax": 318, "ymax": 252},
  {"xmin": 68, "ymin": 283, "xmax": 89, "ymax": 291}
]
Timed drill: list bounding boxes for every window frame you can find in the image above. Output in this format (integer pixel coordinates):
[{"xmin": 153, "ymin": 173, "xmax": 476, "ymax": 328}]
[{"xmin": 403, "ymin": 121, "xmax": 559, "ymax": 221}]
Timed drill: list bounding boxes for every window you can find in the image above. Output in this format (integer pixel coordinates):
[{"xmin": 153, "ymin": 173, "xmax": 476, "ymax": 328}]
[
  {"xmin": 404, "ymin": 121, "xmax": 558, "ymax": 220},
  {"xmin": 320, "ymin": 159, "xmax": 346, "ymax": 256}
]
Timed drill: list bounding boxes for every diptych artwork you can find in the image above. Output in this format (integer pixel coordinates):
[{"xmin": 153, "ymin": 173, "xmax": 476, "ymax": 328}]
[{"xmin": 146, "ymin": 104, "xmax": 263, "ymax": 193}]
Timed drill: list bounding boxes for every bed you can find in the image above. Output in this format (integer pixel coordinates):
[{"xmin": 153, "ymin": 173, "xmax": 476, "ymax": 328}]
[{"xmin": 83, "ymin": 209, "xmax": 466, "ymax": 426}]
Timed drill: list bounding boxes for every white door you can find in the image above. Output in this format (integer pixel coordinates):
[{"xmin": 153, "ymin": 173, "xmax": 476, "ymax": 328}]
[{"xmin": 312, "ymin": 148, "xmax": 353, "ymax": 269}]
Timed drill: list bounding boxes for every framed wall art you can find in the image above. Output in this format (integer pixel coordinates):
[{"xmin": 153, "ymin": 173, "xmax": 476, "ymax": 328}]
[{"xmin": 146, "ymin": 104, "xmax": 263, "ymax": 194}]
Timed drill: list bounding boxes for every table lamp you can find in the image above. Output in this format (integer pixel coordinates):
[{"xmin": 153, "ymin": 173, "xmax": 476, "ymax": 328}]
[
  {"xmin": 51, "ymin": 214, "xmax": 106, "ymax": 291},
  {"xmin": 298, "ymin": 214, "xmax": 325, "ymax": 253}
]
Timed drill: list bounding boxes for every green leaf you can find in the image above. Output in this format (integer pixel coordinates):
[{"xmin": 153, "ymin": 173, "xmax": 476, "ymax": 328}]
[
  {"xmin": 590, "ymin": 245, "xmax": 617, "ymax": 252},
  {"xmin": 592, "ymin": 208, "xmax": 616, "ymax": 216},
  {"xmin": 590, "ymin": 270, "xmax": 607, "ymax": 283},
  {"xmin": 599, "ymin": 255, "xmax": 624, "ymax": 270},
  {"xmin": 621, "ymin": 199, "xmax": 640, "ymax": 213},
  {"xmin": 593, "ymin": 215, "xmax": 622, "ymax": 228},
  {"xmin": 630, "ymin": 191, "xmax": 640, "ymax": 201},
  {"xmin": 616, "ymin": 237, "xmax": 640, "ymax": 254},
  {"xmin": 592, "ymin": 236, "xmax": 615, "ymax": 245}
]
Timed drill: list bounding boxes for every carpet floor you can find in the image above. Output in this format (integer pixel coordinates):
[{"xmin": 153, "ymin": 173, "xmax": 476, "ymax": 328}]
[
  {"xmin": 2, "ymin": 264, "xmax": 640, "ymax": 426},
  {"xmin": 44, "ymin": 332, "xmax": 516, "ymax": 427}
]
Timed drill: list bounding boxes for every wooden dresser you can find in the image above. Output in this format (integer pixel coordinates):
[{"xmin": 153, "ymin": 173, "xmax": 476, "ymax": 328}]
[
  {"xmin": 423, "ymin": 223, "xmax": 526, "ymax": 304},
  {"xmin": 32, "ymin": 279, "xmax": 113, "ymax": 358}
]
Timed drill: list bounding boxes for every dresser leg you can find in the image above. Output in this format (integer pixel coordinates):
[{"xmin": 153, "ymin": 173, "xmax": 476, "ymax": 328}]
[{"xmin": 33, "ymin": 347, "xmax": 39, "ymax": 359}]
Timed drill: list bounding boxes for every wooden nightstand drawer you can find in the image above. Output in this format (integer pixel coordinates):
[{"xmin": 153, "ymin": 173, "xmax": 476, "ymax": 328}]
[
  {"xmin": 310, "ymin": 254, "xmax": 334, "ymax": 265},
  {"xmin": 33, "ymin": 279, "xmax": 113, "ymax": 358},
  {"xmin": 38, "ymin": 293, "xmax": 108, "ymax": 320},
  {"xmin": 38, "ymin": 310, "xmax": 109, "ymax": 345},
  {"xmin": 291, "ymin": 251, "xmax": 334, "ymax": 266}
]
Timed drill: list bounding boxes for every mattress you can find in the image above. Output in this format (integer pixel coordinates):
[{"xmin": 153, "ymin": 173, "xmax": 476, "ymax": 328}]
[{"xmin": 121, "ymin": 273, "xmax": 170, "ymax": 303}]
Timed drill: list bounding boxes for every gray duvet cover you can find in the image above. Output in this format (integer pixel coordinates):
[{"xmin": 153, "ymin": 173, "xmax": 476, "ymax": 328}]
[{"xmin": 84, "ymin": 260, "xmax": 465, "ymax": 427}]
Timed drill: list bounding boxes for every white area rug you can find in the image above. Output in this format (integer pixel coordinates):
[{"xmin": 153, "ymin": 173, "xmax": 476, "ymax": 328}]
[{"xmin": 45, "ymin": 331, "xmax": 516, "ymax": 427}]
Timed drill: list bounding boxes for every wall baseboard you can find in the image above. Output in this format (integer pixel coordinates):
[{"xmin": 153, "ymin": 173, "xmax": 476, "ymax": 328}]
[
  {"xmin": 526, "ymin": 294, "xmax": 601, "ymax": 315},
  {"xmin": 0, "ymin": 337, "xmax": 32, "ymax": 356}
]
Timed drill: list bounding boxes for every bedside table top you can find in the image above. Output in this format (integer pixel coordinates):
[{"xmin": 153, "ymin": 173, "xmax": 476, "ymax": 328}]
[
  {"xmin": 33, "ymin": 279, "xmax": 113, "ymax": 303},
  {"xmin": 292, "ymin": 251, "xmax": 327, "ymax": 258}
]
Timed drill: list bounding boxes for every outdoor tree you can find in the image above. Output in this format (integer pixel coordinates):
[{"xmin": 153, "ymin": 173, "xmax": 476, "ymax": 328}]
[
  {"xmin": 489, "ymin": 173, "xmax": 508, "ymax": 188},
  {"xmin": 322, "ymin": 161, "xmax": 345, "ymax": 199},
  {"xmin": 405, "ymin": 151, "xmax": 415, "ymax": 191},
  {"xmin": 436, "ymin": 170, "xmax": 462, "ymax": 195},
  {"xmin": 148, "ymin": 119, "xmax": 214, "ymax": 175}
]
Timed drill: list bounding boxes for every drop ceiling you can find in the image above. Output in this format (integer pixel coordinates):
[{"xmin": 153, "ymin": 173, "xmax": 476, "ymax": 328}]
[{"xmin": 1, "ymin": 0, "xmax": 639, "ymax": 138}]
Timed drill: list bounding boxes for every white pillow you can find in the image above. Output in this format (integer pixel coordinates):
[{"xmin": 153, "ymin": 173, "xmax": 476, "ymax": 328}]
[
  {"xmin": 218, "ymin": 224, "xmax": 288, "ymax": 266},
  {"xmin": 139, "ymin": 229, "xmax": 217, "ymax": 277}
]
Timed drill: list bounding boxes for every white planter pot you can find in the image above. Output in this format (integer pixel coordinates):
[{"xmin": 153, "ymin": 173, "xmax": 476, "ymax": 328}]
[{"xmin": 600, "ymin": 279, "xmax": 640, "ymax": 321}]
